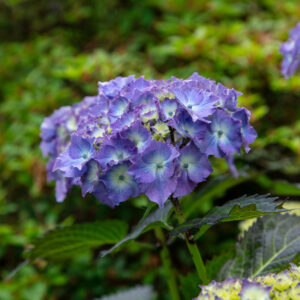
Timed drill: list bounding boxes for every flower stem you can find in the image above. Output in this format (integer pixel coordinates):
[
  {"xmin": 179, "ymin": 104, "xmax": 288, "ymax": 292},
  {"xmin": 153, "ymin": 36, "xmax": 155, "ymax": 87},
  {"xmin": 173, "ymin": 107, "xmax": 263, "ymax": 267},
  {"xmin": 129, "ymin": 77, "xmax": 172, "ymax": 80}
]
[
  {"xmin": 185, "ymin": 239, "xmax": 208, "ymax": 284},
  {"xmin": 155, "ymin": 227, "xmax": 181, "ymax": 300},
  {"xmin": 170, "ymin": 197, "xmax": 208, "ymax": 284}
]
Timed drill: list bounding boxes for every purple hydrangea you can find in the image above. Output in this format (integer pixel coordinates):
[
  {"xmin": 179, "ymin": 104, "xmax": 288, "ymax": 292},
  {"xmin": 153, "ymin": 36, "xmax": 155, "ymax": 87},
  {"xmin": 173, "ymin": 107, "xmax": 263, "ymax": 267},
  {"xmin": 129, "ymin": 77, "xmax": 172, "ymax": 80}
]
[
  {"xmin": 280, "ymin": 22, "xmax": 300, "ymax": 79},
  {"xmin": 40, "ymin": 73, "xmax": 256, "ymax": 207}
]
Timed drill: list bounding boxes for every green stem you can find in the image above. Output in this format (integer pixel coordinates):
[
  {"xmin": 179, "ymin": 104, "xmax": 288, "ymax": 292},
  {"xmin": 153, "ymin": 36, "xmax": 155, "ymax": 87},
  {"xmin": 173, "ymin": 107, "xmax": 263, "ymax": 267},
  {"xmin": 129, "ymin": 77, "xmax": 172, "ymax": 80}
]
[
  {"xmin": 170, "ymin": 197, "xmax": 208, "ymax": 284},
  {"xmin": 185, "ymin": 239, "xmax": 208, "ymax": 284},
  {"xmin": 155, "ymin": 227, "xmax": 181, "ymax": 300}
]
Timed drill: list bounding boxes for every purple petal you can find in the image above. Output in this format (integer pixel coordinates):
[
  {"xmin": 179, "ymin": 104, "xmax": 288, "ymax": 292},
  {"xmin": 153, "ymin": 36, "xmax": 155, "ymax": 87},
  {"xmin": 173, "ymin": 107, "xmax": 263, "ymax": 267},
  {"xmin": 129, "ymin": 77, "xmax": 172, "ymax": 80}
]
[
  {"xmin": 110, "ymin": 112, "xmax": 136, "ymax": 132},
  {"xmin": 168, "ymin": 110, "xmax": 206, "ymax": 139},
  {"xmin": 226, "ymin": 155, "xmax": 239, "ymax": 178},
  {"xmin": 68, "ymin": 135, "xmax": 94, "ymax": 160},
  {"xmin": 129, "ymin": 140, "xmax": 178, "ymax": 183},
  {"xmin": 81, "ymin": 160, "xmax": 100, "ymax": 196},
  {"xmin": 93, "ymin": 182, "xmax": 116, "ymax": 207},
  {"xmin": 174, "ymin": 143, "xmax": 212, "ymax": 197},
  {"xmin": 98, "ymin": 76, "xmax": 135, "ymax": 98},
  {"xmin": 121, "ymin": 121, "xmax": 151, "ymax": 152},
  {"xmin": 201, "ymin": 109, "xmax": 242, "ymax": 157},
  {"xmin": 94, "ymin": 134, "xmax": 137, "ymax": 168},
  {"xmin": 280, "ymin": 22, "xmax": 300, "ymax": 79},
  {"xmin": 179, "ymin": 143, "xmax": 212, "ymax": 183},
  {"xmin": 172, "ymin": 86, "xmax": 219, "ymax": 122},
  {"xmin": 173, "ymin": 171, "xmax": 197, "ymax": 198},
  {"xmin": 143, "ymin": 175, "xmax": 177, "ymax": 207},
  {"xmin": 55, "ymin": 177, "xmax": 69, "ymax": 203},
  {"xmin": 53, "ymin": 150, "xmax": 87, "ymax": 174},
  {"xmin": 233, "ymin": 108, "xmax": 257, "ymax": 153},
  {"xmin": 159, "ymin": 98, "xmax": 178, "ymax": 120},
  {"xmin": 108, "ymin": 96, "xmax": 129, "ymax": 122},
  {"xmin": 101, "ymin": 162, "xmax": 140, "ymax": 204}
]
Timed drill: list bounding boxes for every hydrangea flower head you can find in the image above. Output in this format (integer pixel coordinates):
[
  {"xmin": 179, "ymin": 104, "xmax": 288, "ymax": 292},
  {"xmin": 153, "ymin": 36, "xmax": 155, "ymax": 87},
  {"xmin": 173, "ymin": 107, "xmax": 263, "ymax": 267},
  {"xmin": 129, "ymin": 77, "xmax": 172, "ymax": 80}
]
[
  {"xmin": 41, "ymin": 73, "xmax": 256, "ymax": 207},
  {"xmin": 195, "ymin": 264, "xmax": 300, "ymax": 300},
  {"xmin": 280, "ymin": 22, "xmax": 300, "ymax": 78}
]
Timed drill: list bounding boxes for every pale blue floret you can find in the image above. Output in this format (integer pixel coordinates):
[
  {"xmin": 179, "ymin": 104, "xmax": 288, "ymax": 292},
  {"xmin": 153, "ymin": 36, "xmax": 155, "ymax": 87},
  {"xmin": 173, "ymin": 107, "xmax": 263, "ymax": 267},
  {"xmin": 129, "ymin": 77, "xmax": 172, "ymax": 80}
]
[{"xmin": 101, "ymin": 162, "xmax": 139, "ymax": 205}]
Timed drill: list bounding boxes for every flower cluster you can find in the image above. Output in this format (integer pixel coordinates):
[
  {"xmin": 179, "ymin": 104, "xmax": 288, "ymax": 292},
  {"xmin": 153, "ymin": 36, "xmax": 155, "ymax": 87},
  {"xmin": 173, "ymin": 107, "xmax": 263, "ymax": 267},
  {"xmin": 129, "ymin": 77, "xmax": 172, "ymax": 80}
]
[
  {"xmin": 40, "ymin": 73, "xmax": 256, "ymax": 207},
  {"xmin": 280, "ymin": 22, "xmax": 300, "ymax": 79},
  {"xmin": 196, "ymin": 264, "xmax": 300, "ymax": 300}
]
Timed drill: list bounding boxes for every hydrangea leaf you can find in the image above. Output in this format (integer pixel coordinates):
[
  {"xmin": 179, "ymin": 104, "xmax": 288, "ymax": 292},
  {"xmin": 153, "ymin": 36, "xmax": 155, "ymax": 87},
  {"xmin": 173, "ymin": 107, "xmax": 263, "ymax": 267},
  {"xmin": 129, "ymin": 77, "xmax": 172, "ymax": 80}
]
[
  {"xmin": 206, "ymin": 247, "xmax": 235, "ymax": 281},
  {"xmin": 95, "ymin": 285, "xmax": 156, "ymax": 300},
  {"xmin": 182, "ymin": 174, "xmax": 248, "ymax": 218},
  {"xmin": 170, "ymin": 194, "xmax": 287, "ymax": 236},
  {"xmin": 27, "ymin": 220, "xmax": 128, "ymax": 261},
  {"xmin": 218, "ymin": 214, "xmax": 300, "ymax": 280},
  {"xmin": 178, "ymin": 272, "xmax": 200, "ymax": 300},
  {"xmin": 101, "ymin": 201, "xmax": 173, "ymax": 257}
]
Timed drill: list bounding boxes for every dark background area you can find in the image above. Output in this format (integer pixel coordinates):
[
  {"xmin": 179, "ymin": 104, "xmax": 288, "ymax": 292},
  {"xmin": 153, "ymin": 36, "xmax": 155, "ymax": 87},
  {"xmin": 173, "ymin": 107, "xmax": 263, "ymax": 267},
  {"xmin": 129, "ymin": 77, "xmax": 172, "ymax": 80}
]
[{"xmin": 1, "ymin": 0, "xmax": 300, "ymax": 299}]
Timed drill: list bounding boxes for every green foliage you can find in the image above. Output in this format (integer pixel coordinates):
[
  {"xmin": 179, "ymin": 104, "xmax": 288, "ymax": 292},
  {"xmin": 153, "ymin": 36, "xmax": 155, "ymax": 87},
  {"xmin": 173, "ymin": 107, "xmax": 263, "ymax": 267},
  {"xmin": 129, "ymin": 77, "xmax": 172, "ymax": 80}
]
[
  {"xmin": 171, "ymin": 194, "xmax": 286, "ymax": 236},
  {"xmin": 27, "ymin": 220, "xmax": 128, "ymax": 261},
  {"xmin": 178, "ymin": 272, "xmax": 200, "ymax": 300},
  {"xmin": 182, "ymin": 174, "xmax": 249, "ymax": 218},
  {"xmin": 256, "ymin": 176, "xmax": 300, "ymax": 195},
  {"xmin": 218, "ymin": 214, "xmax": 300, "ymax": 280},
  {"xmin": 206, "ymin": 249, "xmax": 235, "ymax": 282},
  {"xmin": 101, "ymin": 202, "xmax": 173, "ymax": 257}
]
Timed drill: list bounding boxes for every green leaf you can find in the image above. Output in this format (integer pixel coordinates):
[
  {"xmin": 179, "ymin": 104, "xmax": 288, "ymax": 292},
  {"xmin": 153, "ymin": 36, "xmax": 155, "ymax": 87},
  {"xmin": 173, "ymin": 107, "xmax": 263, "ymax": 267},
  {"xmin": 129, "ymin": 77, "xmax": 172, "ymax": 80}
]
[
  {"xmin": 183, "ymin": 174, "xmax": 249, "ymax": 218},
  {"xmin": 205, "ymin": 247, "xmax": 235, "ymax": 281},
  {"xmin": 178, "ymin": 272, "xmax": 200, "ymax": 300},
  {"xmin": 101, "ymin": 201, "xmax": 173, "ymax": 257},
  {"xmin": 170, "ymin": 194, "xmax": 286, "ymax": 236},
  {"xmin": 96, "ymin": 285, "xmax": 156, "ymax": 300},
  {"xmin": 218, "ymin": 214, "xmax": 300, "ymax": 280},
  {"xmin": 27, "ymin": 220, "xmax": 128, "ymax": 261}
]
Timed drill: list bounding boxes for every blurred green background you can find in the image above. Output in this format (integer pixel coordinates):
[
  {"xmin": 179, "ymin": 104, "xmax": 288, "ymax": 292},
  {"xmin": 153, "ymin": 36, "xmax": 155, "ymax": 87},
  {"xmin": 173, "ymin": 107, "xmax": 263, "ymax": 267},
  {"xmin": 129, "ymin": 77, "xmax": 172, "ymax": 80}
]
[{"xmin": 1, "ymin": 0, "xmax": 300, "ymax": 299}]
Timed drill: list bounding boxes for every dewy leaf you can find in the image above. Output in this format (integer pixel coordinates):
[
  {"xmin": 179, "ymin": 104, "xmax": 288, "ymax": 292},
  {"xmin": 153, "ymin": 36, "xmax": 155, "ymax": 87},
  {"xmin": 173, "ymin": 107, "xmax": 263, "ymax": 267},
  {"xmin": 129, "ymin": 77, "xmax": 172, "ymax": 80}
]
[
  {"xmin": 101, "ymin": 201, "xmax": 173, "ymax": 257},
  {"xmin": 218, "ymin": 214, "xmax": 300, "ymax": 280},
  {"xmin": 27, "ymin": 220, "xmax": 128, "ymax": 261},
  {"xmin": 170, "ymin": 194, "xmax": 287, "ymax": 236},
  {"xmin": 95, "ymin": 285, "xmax": 156, "ymax": 300}
]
